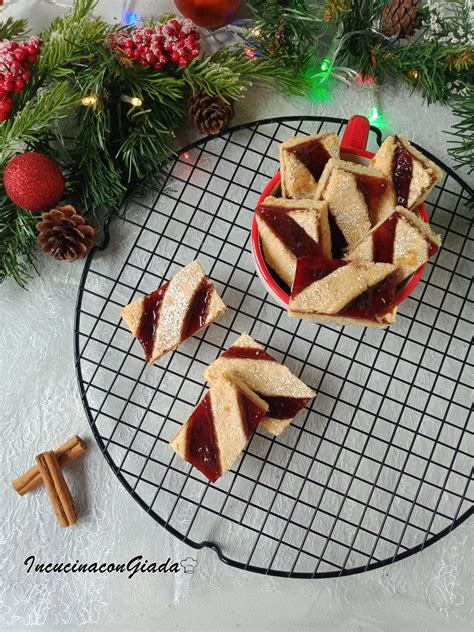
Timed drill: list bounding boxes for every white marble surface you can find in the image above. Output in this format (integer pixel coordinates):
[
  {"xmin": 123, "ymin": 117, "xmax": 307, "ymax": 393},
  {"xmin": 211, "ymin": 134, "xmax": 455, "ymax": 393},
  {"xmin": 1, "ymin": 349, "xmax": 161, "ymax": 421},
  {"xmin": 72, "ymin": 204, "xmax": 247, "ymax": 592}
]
[{"xmin": 1, "ymin": 2, "xmax": 473, "ymax": 631}]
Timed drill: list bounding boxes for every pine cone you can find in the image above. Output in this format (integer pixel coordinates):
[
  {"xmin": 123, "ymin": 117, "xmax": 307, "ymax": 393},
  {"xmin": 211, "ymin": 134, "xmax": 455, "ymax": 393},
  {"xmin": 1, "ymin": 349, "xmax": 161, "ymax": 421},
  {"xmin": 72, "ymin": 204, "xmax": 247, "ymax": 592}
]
[
  {"xmin": 36, "ymin": 205, "xmax": 95, "ymax": 262},
  {"xmin": 381, "ymin": 0, "xmax": 422, "ymax": 39},
  {"xmin": 189, "ymin": 91, "xmax": 234, "ymax": 136}
]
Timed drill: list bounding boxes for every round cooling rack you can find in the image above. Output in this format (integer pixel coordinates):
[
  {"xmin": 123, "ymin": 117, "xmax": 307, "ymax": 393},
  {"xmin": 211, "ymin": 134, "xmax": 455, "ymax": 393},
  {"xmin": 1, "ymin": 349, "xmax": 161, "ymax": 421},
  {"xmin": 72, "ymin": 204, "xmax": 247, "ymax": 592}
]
[{"xmin": 74, "ymin": 116, "xmax": 473, "ymax": 578}]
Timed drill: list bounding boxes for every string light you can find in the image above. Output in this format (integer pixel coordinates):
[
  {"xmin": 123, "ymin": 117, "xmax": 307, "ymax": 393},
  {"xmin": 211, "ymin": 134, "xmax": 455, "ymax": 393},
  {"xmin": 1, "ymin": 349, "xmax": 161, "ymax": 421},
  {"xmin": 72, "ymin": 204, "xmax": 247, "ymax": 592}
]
[
  {"xmin": 124, "ymin": 11, "xmax": 140, "ymax": 26},
  {"xmin": 81, "ymin": 95, "xmax": 97, "ymax": 107},
  {"xmin": 408, "ymin": 70, "xmax": 419, "ymax": 81},
  {"xmin": 182, "ymin": 152, "xmax": 190, "ymax": 160},
  {"xmin": 368, "ymin": 106, "xmax": 380, "ymax": 122},
  {"xmin": 245, "ymin": 47, "xmax": 257, "ymax": 59},
  {"xmin": 120, "ymin": 94, "xmax": 143, "ymax": 107},
  {"xmin": 320, "ymin": 58, "xmax": 331, "ymax": 73}
]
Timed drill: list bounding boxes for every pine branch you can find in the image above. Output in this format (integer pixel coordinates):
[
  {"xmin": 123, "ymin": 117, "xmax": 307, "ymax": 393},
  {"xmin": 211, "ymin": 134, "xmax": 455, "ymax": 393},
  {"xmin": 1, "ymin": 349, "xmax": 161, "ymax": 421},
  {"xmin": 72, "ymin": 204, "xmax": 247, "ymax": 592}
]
[
  {"xmin": 447, "ymin": 84, "xmax": 474, "ymax": 175},
  {"xmin": 0, "ymin": 82, "xmax": 78, "ymax": 168},
  {"xmin": 228, "ymin": 52, "xmax": 310, "ymax": 95},
  {"xmin": 116, "ymin": 107, "xmax": 177, "ymax": 181},
  {"xmin": 0, "ymin": 202, "xmax": 38, "ymax": 288},
  {"xmin": 69, "ymin": 105, "xmax": 126, "ymax": 212},
  {"xmin": 0, "ymin": 17, "xmax": 29, "ymax": 41},
  {"xmin": 183, "ymin": 58, "xmax": 252, "ymax": 102},
  {"xmin": 248, "ymin": 0, "xmax": 325, "ymax": 68},
  {"xmin": 126, "ymin": 67, "xmax": 185, "ymax": 103},
  {"xmin": 37, "ymin": 0, "xmax": 109, "ymax": 75}
]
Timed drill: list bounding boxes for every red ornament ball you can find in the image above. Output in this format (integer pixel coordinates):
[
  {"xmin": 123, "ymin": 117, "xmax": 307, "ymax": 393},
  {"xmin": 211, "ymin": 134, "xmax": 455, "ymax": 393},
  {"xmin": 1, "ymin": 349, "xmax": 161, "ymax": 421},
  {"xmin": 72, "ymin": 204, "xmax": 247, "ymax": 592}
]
[
  {"xmin": 3, "ymin": 152, "xmax": 65, "ymax": 212},
  {"xmin": 174, "ymin": 0, "xmax": 241, "ymax": 28}
]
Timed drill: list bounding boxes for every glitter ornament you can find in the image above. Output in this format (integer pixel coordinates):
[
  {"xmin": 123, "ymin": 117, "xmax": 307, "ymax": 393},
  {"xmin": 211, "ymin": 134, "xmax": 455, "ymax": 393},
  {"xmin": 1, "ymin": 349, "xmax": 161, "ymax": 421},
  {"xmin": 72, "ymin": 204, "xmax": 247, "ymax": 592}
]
[
  {"xmin": 3, "ymin": 152, "xmax": 65, "ymax": 212},
  {"xmin": 174, "ymin": 0, "xmax": 242, "ymax": 28},
  {"xmin": 109, "ymin": 18, "xmax": 200, "ymax": 70},
  {"xmin": 0, "ymin": 37, "xmax": 41, "ymax": 121}
]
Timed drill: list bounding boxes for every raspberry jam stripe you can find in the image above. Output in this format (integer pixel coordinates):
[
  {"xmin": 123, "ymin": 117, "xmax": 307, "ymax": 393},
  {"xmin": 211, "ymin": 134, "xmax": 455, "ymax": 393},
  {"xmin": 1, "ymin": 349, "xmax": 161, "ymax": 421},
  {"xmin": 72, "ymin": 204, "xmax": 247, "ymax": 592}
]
[
  {"xmin": 182, "ymin": 277, "xmax": 213, "ymax": 338},
  {"xmin": 257, "ymin": 204, "xmax": 324, "ymax": 258},
  {"xmin": 136, "ymin": 282, "xmax": 169, "ymax": 362},
  {"xmin": 222, "ymin": 346, "xmax": 277, "ymax": 362},
  {"xmin": 185, "ymin": 392, "xmax": 221, "ymax": 483},
  {"xmin": 287, "ymin": 139, "xmax": 330, "ymax": 180}
]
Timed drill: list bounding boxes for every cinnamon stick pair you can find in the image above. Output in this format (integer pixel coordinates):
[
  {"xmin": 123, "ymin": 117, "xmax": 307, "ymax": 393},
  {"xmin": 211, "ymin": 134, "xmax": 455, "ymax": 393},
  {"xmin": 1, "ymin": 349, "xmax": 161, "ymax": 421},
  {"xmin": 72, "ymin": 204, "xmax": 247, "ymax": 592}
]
[{"xmin": 12, "ymin": 435, "xmax": 86, "ymax": 529}]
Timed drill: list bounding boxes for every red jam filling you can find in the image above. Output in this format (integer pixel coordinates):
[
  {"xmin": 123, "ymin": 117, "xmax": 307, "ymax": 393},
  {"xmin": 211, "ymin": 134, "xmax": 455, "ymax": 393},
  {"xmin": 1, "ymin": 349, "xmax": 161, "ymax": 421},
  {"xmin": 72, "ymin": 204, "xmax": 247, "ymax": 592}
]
[
  {"xmin": 257, "ymin": 204, "xmax": 324, "ymax": 258},
  {"xmin": 392, "ymin": 138, "xmax": 413, "ymax": 207},
  {"xmin": 340, "ymin": 272, "xmax": 399, "ymax": 322},
  {"xmin": 355, "ymin": 174, "xmax": 388, "ymax": 223},
  {"xmin": 182, "ymin": 277, "xmax": 213, "ymax": 338},
  {"xmin": 373, "ymin": 212, "xmax": 400, "ymax": 263},
  {"xmin": 292, "ymin": 256, "xmax": 348, "ymax": 297},
  {"xmin": 373, "ymin": 210, "xmax": 440, "ymax": 262},
  {"xmin": 287, "ymin": 139, "xmax": 330, "ymax": 180},
  {"xmin": 185, "ymin": 393, "xmax": 221, "ymax": 482},
  {"xmin": 137, "ymin": 282, "xmax": 169, "ymax": 361},
  {"xmin": 222, "ymin": 346, "xmax": 276, "ymax": 362},
  {"xmin": 237, "ymin": 390, "xmax": 267, "ymax": 439},
  {"xmin": 258, "ymin": 395, "xmax": 312, "ymax": 420}
]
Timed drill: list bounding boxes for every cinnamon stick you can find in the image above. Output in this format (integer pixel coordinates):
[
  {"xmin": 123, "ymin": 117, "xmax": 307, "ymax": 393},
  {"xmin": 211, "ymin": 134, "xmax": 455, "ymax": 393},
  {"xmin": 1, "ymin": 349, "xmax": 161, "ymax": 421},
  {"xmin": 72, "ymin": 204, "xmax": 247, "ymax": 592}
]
[
  {"xmin": 36, "ymin": 451, "xmax": 78, "ymax": 528},
  {"xmin": 12, "ymin": 435, "xmax": 86, "ymax": 495}
]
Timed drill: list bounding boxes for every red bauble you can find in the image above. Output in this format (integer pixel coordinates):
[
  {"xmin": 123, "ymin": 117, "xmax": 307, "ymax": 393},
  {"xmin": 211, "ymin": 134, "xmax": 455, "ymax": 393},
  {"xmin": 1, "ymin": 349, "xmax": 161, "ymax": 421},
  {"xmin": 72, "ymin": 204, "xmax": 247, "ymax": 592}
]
[
  {"xmin": 3, "ymin": 152, "xmax": 65, "ymax": 212},
  {"xmin": 174, "ymin": 0, "xmax": 241, "ymax": 28}
]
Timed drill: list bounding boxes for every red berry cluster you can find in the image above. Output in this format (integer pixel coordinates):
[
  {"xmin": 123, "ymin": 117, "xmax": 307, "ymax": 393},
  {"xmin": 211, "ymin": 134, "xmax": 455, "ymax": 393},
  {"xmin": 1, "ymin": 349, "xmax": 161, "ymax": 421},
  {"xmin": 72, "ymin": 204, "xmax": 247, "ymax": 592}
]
[
  {"xmin": 0, "ymin": 37, "xmax": 41, "ymax": 121},
  {"xmin": 109, "ymin": 18, "xmax": 201, "ymax": 70}
]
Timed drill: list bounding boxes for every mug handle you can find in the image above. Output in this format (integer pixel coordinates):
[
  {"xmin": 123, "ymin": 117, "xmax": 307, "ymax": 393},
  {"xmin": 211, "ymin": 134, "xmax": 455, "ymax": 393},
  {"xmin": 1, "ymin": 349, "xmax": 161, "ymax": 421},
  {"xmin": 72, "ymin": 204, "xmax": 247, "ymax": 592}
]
[{"xmin": 340, "ymin": 115, "xmax": 370, "ymax": 153}]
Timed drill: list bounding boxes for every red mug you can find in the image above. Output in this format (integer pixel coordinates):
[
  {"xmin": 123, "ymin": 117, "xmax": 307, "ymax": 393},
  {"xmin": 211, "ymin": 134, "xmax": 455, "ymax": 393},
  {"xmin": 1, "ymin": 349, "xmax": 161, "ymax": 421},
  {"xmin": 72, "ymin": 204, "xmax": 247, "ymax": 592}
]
[{"xmin": 252, "ymin": 115, "xmax": 429, "ymax": 308}]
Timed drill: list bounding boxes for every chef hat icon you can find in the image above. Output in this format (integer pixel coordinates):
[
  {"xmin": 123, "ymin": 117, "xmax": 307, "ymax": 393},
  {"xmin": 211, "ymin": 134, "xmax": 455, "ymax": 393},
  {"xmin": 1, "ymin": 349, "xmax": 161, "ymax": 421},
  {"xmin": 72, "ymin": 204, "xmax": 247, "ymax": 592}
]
[{"xmin": 180, "ymin": 557, "xmax": 198, "ymax": 574}]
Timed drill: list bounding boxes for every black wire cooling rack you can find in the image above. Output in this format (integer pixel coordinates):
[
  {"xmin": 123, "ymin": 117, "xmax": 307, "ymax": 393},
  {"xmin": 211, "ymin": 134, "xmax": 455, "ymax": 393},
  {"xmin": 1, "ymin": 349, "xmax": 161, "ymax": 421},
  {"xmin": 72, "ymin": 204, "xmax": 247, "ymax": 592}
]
[{"xmin": 74, "ymin": 116, "xmax": 473, "ymax": 578}]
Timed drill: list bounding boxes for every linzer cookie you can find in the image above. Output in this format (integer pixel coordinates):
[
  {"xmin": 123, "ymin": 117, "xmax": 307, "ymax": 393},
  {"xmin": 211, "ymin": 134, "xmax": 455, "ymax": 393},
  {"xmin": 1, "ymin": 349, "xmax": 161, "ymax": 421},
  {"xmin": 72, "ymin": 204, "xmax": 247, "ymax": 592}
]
[
  {"xmin": 280, "ymin": 132, "xmax": 339, "ymax": 199},
  {"xmin": 289, "ymin": 257, "xmax": 398, "ymax": 328},
  {"xmin": 122, "ymin": 261, "xmax": 227, "ymax": 364},
  {"xmin": 347, "ymin": 207, "xmax": 442, "ymax": 282},
  {"xmin": 204, "ymin": 333, "xmax": 315, "ymax": 436},
  {"xmin": 314, "ymin": 159, "xmax": 389, "ymax": 258},
  {"xmin": 371, "ymin": 135, "xmax": 443, "ymax": 223},
  {"xmin": 170, "ymin": 374, "xmax": 268, "ymax": 482},
  {"xmin": 256, "ymin": 196, "xmax": 332, "ymax": 287}
]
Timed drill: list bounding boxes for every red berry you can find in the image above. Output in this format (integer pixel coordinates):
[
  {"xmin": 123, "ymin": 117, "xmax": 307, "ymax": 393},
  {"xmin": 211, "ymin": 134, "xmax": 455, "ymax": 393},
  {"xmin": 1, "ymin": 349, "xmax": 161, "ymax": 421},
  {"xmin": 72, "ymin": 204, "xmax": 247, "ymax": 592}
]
[
  {"xmin": 27, "ymin": 55, "xmax": 37, "ymax": 65},
  {"xmin": 178, "ymin": 31, "xmax": 186, "ymax": 40},
  {"xmin": 0, "ymin": 101, "xmax": 13, "ymax": 113},
  {"xmin": 27, "ymin": 44, "xmax": 39, "ymax": 55},
  {"xmin": 194, "ymin": 31, "xmax": 201, "ymax": 41},
  {"xmin": 171, "ymin": 51, "xmax": 180, "ymax": 63},
  {"xmin": 5, "ymin": 80, "xmax": 14, "ymax": 93},
  {"xmin": 22, "ymin": 71, "xmax": 31, "ymax": 81},
  {"xmin": 14, "ymin": 49, "xmax": 27, "ymax": 62},
  {"xmin": 140, "ymin": 60, "xmax": 149, "ymax": 67},
  {"xmin": 178, "ymin": 57, "xmax": 188, "ymax": 67},
  {"xmin": 0, "ymin": 111, "xmax": 9, "ymax": 121},
  {"xmin": 14, "ymin": 80, "xmax": 25, "ymax": 93}
]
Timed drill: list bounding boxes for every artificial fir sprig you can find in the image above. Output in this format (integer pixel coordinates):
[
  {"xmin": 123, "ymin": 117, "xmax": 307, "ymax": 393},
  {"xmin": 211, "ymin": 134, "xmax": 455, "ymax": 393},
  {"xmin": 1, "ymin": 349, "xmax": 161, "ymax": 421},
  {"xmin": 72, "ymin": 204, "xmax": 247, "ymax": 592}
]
[
  {"xmin": 248, "ymin": 0, "xmax": 325, "ymax": 69},
  {"xmin": 0, "ymin": 17, "xmax": 29, "ymax": 41},
  {"xmin": 447, "ymin": 84, "xmax": 474, "ymax": 175}
]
